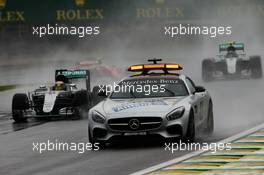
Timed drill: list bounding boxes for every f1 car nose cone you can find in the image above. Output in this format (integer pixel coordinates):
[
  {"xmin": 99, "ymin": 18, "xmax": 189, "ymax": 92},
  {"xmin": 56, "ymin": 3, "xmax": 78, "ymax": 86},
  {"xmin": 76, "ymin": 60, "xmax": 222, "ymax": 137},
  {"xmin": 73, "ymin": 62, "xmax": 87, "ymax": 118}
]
[{"xmin": 128, "ymin": 119, "xmax": 140, "ymax": 130}]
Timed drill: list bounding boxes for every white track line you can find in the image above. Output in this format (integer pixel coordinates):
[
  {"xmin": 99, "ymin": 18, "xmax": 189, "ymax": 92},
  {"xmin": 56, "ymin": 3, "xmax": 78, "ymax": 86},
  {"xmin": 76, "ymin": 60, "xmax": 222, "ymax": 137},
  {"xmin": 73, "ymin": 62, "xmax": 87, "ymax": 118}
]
[{"xmin": 130, "ymin": 123, "xmax": 264, "ymax": 175}]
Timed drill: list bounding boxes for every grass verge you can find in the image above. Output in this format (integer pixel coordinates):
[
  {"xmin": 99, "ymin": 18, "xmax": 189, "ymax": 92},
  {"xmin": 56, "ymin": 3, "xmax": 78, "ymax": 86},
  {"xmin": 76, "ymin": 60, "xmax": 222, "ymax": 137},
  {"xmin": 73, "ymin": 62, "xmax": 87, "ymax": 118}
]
[{"xmin": 0, "ymin": 85, "xmax": 17, "ymax": 92}]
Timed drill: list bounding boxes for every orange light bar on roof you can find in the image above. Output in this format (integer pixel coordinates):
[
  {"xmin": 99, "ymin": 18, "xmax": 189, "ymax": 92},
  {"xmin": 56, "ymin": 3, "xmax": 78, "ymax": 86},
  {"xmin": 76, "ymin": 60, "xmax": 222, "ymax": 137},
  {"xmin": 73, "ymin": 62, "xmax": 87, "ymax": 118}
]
[
  {"xmin": 166, "ymin": 64, "xmax": 183, "ymax": 69},
  {"xmin": 128, "ymin": 63, "xmax": 183, "ymax": 72},
  {"xmin": 144, "ymin": 64, "xmax": 165, "ymax": 69},
  {"xmin": 129, "ymin": 65, "xmax": 143, "ymax": 71}
]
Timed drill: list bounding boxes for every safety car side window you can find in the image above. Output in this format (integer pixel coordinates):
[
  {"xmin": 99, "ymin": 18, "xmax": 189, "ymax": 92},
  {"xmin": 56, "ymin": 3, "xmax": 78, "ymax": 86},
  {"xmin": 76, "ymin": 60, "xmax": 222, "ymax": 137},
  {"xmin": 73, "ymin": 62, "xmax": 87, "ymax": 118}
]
[{"xmin": 185, "ymin": 77, "xmax": 196, "ymax": 94}]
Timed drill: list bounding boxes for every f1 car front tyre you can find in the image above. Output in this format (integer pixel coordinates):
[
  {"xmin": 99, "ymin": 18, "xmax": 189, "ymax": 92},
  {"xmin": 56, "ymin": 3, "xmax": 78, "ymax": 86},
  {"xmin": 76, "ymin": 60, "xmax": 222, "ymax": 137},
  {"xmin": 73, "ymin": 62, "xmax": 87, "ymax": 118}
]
[
  {"xmin": 72, "ymin": 91, "xmax": 92, "ymax": 120},
  {"xmin": 72, "ymin": 90, "xmax": 89, "ymax": 107},
  {"xmin": 72, "ymin": 107, "xmax": 87, "ymax": 119},
  {"xmin": 250, "ymin": 56, "xmax": 263, "ymax": 79},
  {"xmin": 202, "ymin": 59, "xmax": 214, "ymax": 82},
  {"xmin": 12, "ymin": 93, "xmax": 29, "ymax": 122}
]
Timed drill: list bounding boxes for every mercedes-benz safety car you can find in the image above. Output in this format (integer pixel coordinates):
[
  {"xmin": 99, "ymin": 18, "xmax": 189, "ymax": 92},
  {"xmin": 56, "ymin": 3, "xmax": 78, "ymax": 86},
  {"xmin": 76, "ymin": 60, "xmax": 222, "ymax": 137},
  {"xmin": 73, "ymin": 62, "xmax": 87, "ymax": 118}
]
[
  {"xmin": 88, "ymin": 59, "xmax": 214, "ymax": 146},
  {"xmin": 12, "ymin": 69, "xmax": 91, "ymax": 122},
  {"xmin": 202, "ymin": 42, "xmax": 262, "ymax": 81}
]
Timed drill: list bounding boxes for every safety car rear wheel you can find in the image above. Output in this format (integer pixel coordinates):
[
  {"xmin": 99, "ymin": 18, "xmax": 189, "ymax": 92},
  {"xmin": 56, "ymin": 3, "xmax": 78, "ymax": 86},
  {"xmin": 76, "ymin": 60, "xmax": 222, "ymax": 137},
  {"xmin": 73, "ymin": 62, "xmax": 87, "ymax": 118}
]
[
  {"xmin": 12, "ymin": 93, "xmax": 29, "ymax": 122},
  {"xmin": 205, "ymin": 100, "xmax": 214, "ymax": 135},
  {"xmin": 250, "ymin": 56, "xmax": 262, "ymax": 79}
]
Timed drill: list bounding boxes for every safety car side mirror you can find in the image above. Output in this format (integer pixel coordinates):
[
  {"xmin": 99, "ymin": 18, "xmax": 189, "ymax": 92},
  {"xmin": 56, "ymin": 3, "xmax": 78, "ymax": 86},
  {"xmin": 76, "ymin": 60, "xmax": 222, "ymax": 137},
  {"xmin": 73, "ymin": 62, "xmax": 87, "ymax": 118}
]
[
  {"xmin": 195, "ymin": 86, "xmax": 206, "ymax": 93},
  {"xmin": 98, "ymin": 90, "xmax": 107, "ymax": 97}
]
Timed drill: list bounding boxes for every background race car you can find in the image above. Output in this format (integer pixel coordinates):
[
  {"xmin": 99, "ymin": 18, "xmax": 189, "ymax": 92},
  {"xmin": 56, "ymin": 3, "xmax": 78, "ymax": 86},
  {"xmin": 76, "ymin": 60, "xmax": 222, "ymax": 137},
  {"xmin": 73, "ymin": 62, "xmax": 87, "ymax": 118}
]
[
  {"xmin": 74, "ymin": 58, "xmax": 125, "ymax": 107},
  {"xmin": 202, "ymin": 42, "xmax": 263, "ymax": 81},
  {"xmin": 75, "ymin": 58, "xmax": 124, "ymax": 84},
  {"xmin": 12, "ymin": 69, "xmax": 92, "ymax": 122}
]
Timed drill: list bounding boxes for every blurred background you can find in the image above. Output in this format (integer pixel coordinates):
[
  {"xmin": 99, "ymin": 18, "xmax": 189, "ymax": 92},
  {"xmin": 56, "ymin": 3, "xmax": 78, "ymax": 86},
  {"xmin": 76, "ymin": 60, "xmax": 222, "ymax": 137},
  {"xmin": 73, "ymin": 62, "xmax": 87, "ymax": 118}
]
[{"xmin": 1, "ymin": 0, "xmax": 264, "ymax": 84}]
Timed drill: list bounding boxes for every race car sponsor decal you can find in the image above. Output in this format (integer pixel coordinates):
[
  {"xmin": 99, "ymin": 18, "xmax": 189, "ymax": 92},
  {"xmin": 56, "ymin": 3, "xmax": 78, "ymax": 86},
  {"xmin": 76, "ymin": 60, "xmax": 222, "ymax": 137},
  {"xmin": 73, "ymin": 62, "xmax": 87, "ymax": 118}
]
[
  {"xmin": 112, "ymin": 99, "xmax": 168, "ymax": 112},
  {"xmin": 43, "ymin": 91, "xmax": 59, "ymax": 113},
  {"xmin": 56, "ymin": 70, "xmax": 87, "ymax": 78}
]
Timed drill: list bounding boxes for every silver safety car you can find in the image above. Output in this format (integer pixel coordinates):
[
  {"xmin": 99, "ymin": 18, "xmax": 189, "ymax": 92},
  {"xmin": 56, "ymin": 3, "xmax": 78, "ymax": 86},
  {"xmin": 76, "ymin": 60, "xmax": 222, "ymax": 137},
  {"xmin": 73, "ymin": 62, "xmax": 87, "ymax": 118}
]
[{"xmin": 88, "ymin": 59, "xmax": 214, "ymax": 146}]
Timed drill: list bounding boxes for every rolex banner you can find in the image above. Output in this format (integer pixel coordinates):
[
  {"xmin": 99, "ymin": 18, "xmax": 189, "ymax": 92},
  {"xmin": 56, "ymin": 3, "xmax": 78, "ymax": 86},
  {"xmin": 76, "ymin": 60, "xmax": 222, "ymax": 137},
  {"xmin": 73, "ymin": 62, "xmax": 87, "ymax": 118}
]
[{"xmin": 1, "ymin": 0, "xmax": 264, "ymax": 24}]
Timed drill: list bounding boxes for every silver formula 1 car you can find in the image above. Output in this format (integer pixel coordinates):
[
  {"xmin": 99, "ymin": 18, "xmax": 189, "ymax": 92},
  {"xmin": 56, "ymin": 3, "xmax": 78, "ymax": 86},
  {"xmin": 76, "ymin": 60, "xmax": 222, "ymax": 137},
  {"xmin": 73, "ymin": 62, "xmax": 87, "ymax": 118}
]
[
  {"xmin": 88, "ymin": 59, "xmax": 213, "ymax": 146},
  {"xmin": 202, "ymin": 42, "xmax": 262, "ymax": 81},
  {"xmin": 12, "ymin": 69, "xmax": 91, "ymax": 122}
]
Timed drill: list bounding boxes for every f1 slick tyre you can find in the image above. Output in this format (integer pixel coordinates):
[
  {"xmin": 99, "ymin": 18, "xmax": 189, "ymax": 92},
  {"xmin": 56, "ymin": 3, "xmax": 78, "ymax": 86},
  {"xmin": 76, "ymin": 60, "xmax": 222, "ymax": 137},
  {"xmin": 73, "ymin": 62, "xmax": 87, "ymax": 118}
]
[
  {"xmin": 72, "ymin": 90, "xmax": 89, "ymax": 107},
  {"xmin": 205, "ymin": 100, "xmax": 214, "ymax": 135},
  {"xmin": 183, "ymin": 110, "xmax": 195, "ymax": 142},
  {"xmin": 72, "ymin": 106, "xmax": 87, "ymax": 120},
  {"xmin": 202, "ymin": 59, "xmax": 214, "ymax": 82},
  {"xmin": 250, "ymin": 56, "xmax": 263, "ymax": 79},
  {"xmin": 72, "ymin": 90, "xmax": 91, "ymax": 119},
  {"xmin": 12, "ymin": 93, "xmax": 29, "ymax": 122}
]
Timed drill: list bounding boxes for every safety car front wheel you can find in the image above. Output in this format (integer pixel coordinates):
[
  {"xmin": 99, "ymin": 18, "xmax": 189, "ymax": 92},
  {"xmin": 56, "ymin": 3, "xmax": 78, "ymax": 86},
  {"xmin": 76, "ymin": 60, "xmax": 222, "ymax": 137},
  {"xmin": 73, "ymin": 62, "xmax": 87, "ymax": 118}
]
[{"xmin": 88, "ymin": 126, "xmax": 106, "ymax": 149}]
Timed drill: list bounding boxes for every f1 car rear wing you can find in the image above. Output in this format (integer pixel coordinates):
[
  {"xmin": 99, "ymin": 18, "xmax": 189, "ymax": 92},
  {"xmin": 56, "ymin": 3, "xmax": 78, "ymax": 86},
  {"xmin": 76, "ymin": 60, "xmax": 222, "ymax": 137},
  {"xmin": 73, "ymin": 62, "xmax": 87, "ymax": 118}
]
[
  {"xmin": 219, "ymin": 43, "xmax": 244, "ymax": 52},
  {"xmin": 55, "ymin": 69, "xmax": 91, "ymax": 92}
]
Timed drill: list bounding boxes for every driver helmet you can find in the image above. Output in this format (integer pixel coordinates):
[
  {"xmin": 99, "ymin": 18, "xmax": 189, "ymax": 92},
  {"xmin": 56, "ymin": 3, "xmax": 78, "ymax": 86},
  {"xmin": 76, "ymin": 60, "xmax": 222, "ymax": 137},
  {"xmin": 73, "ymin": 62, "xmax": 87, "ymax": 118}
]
[
  {"xmin": 227, "ymin": 45, "xmax": 236, "ymax": 52},
  {"xmin": 55, "ymin": 81, "xmax": 65, "ymax": 90}
]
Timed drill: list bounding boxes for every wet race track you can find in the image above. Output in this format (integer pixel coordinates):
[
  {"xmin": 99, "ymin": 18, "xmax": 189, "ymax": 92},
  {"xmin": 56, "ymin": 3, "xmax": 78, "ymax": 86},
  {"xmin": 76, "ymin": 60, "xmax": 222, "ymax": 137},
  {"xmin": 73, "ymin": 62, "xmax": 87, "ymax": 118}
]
[{"xmin": 0, "ymin": 60, "xmax": 264, "ymax": 175}]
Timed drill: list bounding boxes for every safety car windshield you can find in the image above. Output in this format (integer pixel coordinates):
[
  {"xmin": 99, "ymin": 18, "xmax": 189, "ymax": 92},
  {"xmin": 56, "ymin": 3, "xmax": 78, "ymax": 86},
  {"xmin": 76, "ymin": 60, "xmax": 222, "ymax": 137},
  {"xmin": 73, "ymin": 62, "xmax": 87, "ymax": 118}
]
[{"xmin": 110, "ymin": 78, "xmax": 188, "ymax": 99}]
